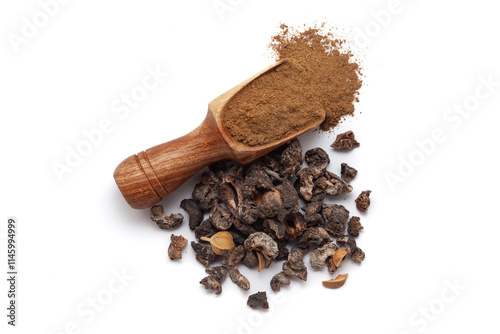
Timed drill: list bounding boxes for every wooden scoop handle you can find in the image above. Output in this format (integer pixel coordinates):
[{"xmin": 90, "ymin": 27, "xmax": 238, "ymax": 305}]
[{"xmin": 113, "ymin": 111, "xmax": 234, "ymax": 209}]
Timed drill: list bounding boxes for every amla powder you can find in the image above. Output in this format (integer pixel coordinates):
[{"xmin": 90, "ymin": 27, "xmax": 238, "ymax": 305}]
[{"xmin": 223, "ymin": 23, "xmax": 363, "ymax": 146}]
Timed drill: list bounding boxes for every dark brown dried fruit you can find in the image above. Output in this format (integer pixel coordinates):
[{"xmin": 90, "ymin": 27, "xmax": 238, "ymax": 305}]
[
  {"xmin": 282, "ymin": 261, "xmax": 307, "ymax": 281},
  {"xmin": 286, "ymin": 245, "xmax": 307, "ymax": 274},
  {"xmin": 270, "ymin": 272, "xmax": 290, "ymax": 292},
  {"xmin": 209, "ymin": 203, "xmax": 234, "ymax": 230},
  {"xmin": 305, "ymin": 147, "xmax": 330, "ymax": 174},
  {"xmin": 322, "ymin": 204, "xmax": 350, "ymax": 237},
  {"xmin": 194, "ymin": 219, "xmax": 217, "ymax": 240},
  {"xmin": 309, "ymin": 243, "xmax": 338, "ymax": 270},
  {"xmin": 279, "ymin": 138, "xmax": 303, "ymax": 178},
  {"xmin": 247, "ymin": 291, "xmax": 269, "ymax": 309},
  {"xmin": 283, "ymin": 212, "xmax": 307, "ymax": 241},
  {"xmin": 263, "ymin": 219, "xmax": 286, "ymax": 239},
  {"xmin": 168, "ymin": 234, "xmax": 187, "ymax": 260},
  {"xmin": 276, "ymin": 179, "xmax": 300, "ymax": 223},
  {"xmin": 326, "ymin": 257, "xmax": 337, "ymax": 274},
  {"xmin": 180, "ymin": 199, "xmax": 203, "ymax": 230},
  {"xmin": 341, "ymin": 163, "xmax": 357, "ymax": 182},
  {"xmin": 150, "ymin": 205, "xmax": 184, "ymax": 230},
  {"xmin": 242, "ymin": 250, "xmax": 259, "ymax": 268},
  {"xmin": 275, "ymin": 240, "xmax": 289, "ymax": 261},
  {"xmin": 200, "ymin": 276, "xmax": 222, "ymax": 295},
  {"xmin": 347, "ymin": 216, "xmax": 364, "ymax": 237},
  {"xmin": 297, "ymin": 169, "xmax": 315, "ymax": 201},
  {"xmin": 331, "ymin": 131, "xmax": 360, "ymax": 150},
  {"xmin": 298, "ymin": 227, "xmax": 332, "ymax": 249},
  {"xmin": 221, "ymin": 245, "xmax": 246, "ymax": 265},
  {"xmin": 317, "ymin": 171, "xmax": 353, "ymax": 196},
  {"xmin": 244, "ymin": 232, "xmax": 279, "ymax": 261},
  {"xmin": 205, "ymin": 266, "xmax": 228, "ymax": 283},
  {"xmin": 260, "ymin": 189, "xmax": 282, "ymax": 218},
  {"xmin": 191, "ymin": 241, "xmax": 218, "ymax": 267},
  {"xmin": 192, "ymin": 171, "xmax": 220, "ymax": 211},
  {"xmin": 355, "ymin": 190, "xmax": 372, "ymax": 212},
  {"xmin": 351, "ymin": 248, "xmax": 366, "ymax": 264},
  {"xmin": 229, "ymin": 266, "xmax": 250, "ymax": 290}
]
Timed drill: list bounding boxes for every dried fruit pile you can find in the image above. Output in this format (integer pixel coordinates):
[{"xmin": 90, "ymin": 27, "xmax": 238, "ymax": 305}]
[{"xmin": 150, "ymin": 132, "xmax": 371, "ymax": 309}]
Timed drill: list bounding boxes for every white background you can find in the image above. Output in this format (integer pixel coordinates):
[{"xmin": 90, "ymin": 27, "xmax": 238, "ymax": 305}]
[{"xmin": 1, "ymin": 1, "xmax": 500, "ymax": 333}]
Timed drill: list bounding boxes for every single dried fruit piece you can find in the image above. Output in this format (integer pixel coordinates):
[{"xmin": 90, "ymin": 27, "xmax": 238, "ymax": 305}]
[
  {"xmin": 332, "ymin": 248, "xmax": 348, "ymax": 267},
  {"xmin": 150, "ymin": 205, "xmax": 184, "ymax": 229},
  {"xmin": 205, "ymin": 266, "xmax": 228, "ymax": 283},
  {"xmin": 279, "ymin": 139, "xmax": 303, "ymax": 178},
  {"xmin": 355, "ymin": 190, "xmax": 372, "ymax": 212},
  {"xmin": 209, "ymin": 203, "xmax": 234, "ymax": 230},
  {"xmin": 244, "ymin": 232, "xmax": 279, "ymax": 271},
  {"xmin": 229, "ymin": 266, "xmax": 250, "ymax": 290},
  {"xmin": 247, "ymin": 291, "xmax": 269, "ymax": 309},
  {"xmin": 200, "ymin": 231, "xmax": 235, "ymax": 255},
  {"xmin": 305, "ymin": 148, "xmax": 330, "ymax": 174},
  {"xmin": 191, "ymin": 241, "xmax": 218, "ymax": 266},
  {"xmin": 322, "ymin": 273, "xmax": 348, "ymax": 289},
  {"xmin": 322, "ymin": 204, "xmax": 350, "ymax": 237},
  {"xmin": 168, "ymin": 234, "xmax": 187, "ymax": 260},
  {"xmin": 200, "ymin": 276, "xmax": 222, "ymax": 295},
  {"xmin": 331, "ymin": 131, "xmax": 360, "ymax": 150},
  {"xmin": 351, "ymin": 247, "xmax": 366, "ymax": 264},
  {"xmin": 221, "ymin": 245, "xmax": 246, "ymax": 265},
  {"xmin": 298, "ymin": 227, "xmax": 332, "ymax": 249},
  {"xmin": 326, "ymin": 257, "xmax": 337, "ymax": 274},
  {"xmin": 347, "ymin": 216, "xmax": 364, "ymax": 237},
  {"xmin": 310, "ymin": 243, "xmax": 338, "ymax": 270},
  {"xmin": 180, "ymin": 199, "xmax": 203, "ymax": 230},
  {"xmin": 194, "ymin": 219, "xmax": 217, "ymax": 240},
  {"xmin": 340, "ymin": 163, "xmax": 357, "ymax": 182},
  {"xmin": 270, "ymin": 272, "xmax": 290, "ymax": 292}
]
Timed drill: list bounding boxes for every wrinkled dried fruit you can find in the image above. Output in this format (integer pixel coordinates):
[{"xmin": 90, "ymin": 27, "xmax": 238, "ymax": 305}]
[
  {"xmin": 229, "ymin": 266, "xmax": 250, "ymax": 290},
  {"xmin": 263, "ymin": 219, "xmax": 286, "ymax": 239},
  {"xmin": 347, "ymin": 216, "xmax": 364, "ymax": 237},
  {"xmin": 322, "ymin": 273, "xmax": 348, "ymax": 289},
  {"xmin": 243, "ymin": 250, "xmax": 259, "ymax": 268},
  {"xmin": 180, "ymin": 199, "xmax": 203, "ymax": 230},
  {"xmin": 194, "ymin": 219, "xmax": 217, "ymax": 240},
  {"xmin": 221, "ymin": 245, "xmax": 246, "ymax": 265},
  {"xmin": 276, "ymin": 179, "xmax": 300, "ymax": 223},
  {"xmin": 282, "ymin": 261, "xmax": 307, "ymax": 281},
  {"xmin": 247, "ymin": 291, "xmax": 269, "ymax": 309},
  {"xmin": 150, "ymin": 205, "xmax": 184, "ymax": 230},
  {"xmin": 298, "ymin": 227, "xmax": 332, "ymax": 248},
  {"xmin": 322, "ymin": 204, "xmax": 350, "ymax": 237},
  {"xmin": 355, "ymin": 190, "xmax": 372, "ymax": 212},
  {"xmin": 351, "ymin": 247, "xmax": 366, "ymax": 264},
  {"xmin": 192, "ymin": 171, "xmax": 220, "ymax": 211},
  {"xmin": 210, "ymin": 203, "xmax": 234, "ymax": 230},
  {"xmin": 341, "ymin": 163, "xmax": 357, "ymax": 182},
  {"xmin": 305, "ymin": 147, "xmax": 330, "ymax": 171},
  {"xmin": 332, "ymin": 248, "xmax": 348, "ymax": 267},
  {"xmin": 205, "ymin": 266, "xmax": 228, "ymax": 283},
  {"xmin": 270, "ymin": 271, "xmax": 290, "ymax": 292},
  {"xmin": 200, "ymin": 276, "xmax": 222, "ymax": 295},
  {"xmin": 168, "ymin": 234, "xmax": 187, "ymax": 261},
  {"xmin": 191, "ymin": 241, "xmax": 218, "ymax": 266},
  {"xmin": 310, "ymin": 243, "xmax": 338, "ymax": 270},
  {"xmin": 279, "ymin": 139, "xmax": 303, "ymax": 178},
  {"xmin": 331, "ymin": 131, "xmax": 360, "ymax": 150},
  {"xmin": 244, "ymin": 232, "xmax": 279, "ymax": 262},
  {"xmin": 200, "ymin": 231, "xmax": 235, "ymax": 255}
]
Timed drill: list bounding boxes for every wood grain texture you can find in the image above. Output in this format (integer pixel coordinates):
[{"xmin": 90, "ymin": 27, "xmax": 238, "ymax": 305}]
[{"xmin": 114, "ymin": 60, "xmax": 325, "ymax": 209}]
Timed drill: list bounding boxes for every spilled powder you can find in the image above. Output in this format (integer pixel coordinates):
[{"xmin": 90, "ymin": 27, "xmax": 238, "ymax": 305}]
[{"xmin": 223, "ymin": 23, "xmax": 363, "ymax": 146}]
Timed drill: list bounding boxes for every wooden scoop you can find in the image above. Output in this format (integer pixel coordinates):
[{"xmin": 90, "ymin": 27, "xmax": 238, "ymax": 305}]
[{"xmin": 113, "ymin": 60, "xmax": 325, "ymax": 209}]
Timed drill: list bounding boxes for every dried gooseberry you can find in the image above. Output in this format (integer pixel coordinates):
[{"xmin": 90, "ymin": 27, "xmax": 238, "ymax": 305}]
[
  {"xmin": 322, "ymin": 273, "xmax": 348, "ymax": 289},
  {"xmin": 200, "ymin": 231, "xmax": 235, "ymax": 255}
]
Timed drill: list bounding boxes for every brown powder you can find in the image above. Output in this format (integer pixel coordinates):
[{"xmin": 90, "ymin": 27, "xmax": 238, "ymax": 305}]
[{"xmin": 223, "ymin": 23, "xmax": 363, "ymax": 146}]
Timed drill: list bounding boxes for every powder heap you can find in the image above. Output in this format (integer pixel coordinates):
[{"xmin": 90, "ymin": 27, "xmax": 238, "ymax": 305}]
[{"xmin": 223, "ymin": 23, "xmax": 363, "ymax": 146}]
